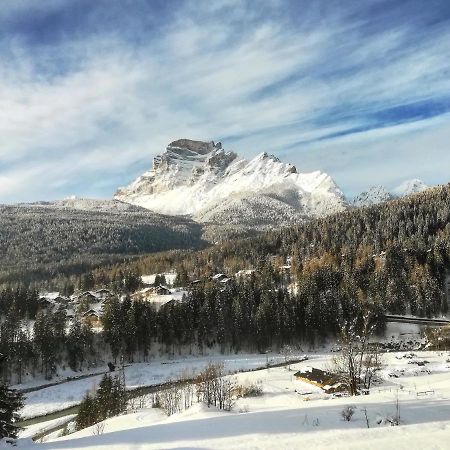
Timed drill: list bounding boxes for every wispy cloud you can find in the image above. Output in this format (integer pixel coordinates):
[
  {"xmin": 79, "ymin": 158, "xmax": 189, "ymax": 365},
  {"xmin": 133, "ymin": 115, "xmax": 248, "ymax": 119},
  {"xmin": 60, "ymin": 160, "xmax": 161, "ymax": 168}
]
[{"xmin": 0, "ymin": 0, "xmax": 449, "ymax": 202}]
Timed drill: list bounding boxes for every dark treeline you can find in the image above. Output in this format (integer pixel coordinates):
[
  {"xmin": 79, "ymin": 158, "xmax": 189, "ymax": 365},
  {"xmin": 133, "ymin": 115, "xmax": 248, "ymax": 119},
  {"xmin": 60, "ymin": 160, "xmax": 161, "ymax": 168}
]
[{"xmin": 0, "ymin": 307, "xmax": 96, "ymax": 383}]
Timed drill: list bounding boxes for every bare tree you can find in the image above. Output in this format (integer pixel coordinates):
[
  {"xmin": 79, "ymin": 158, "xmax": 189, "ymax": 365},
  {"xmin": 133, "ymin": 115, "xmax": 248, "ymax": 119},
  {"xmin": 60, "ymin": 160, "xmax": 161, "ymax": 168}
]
[
  {"xmin": 280, "ymin": 345, "xmax": 294, "ymax": 370},
  {"xmin": 333, "ymin": 313, "xmax": 381, "ymax": 395},
  {"xmin": 341, "ymin": 406, "xmax": 356, "ymax": 421},
  {"xmin": 92, "ymin": 422, "xmax": 105, "ymax": 436},
  {"xmin": 195, "ymin": 363, "xmax": 235, "ymax": 411},
  {"xmin": 159, "ymin": 380, "xmax": 183, "ymax": 416}
]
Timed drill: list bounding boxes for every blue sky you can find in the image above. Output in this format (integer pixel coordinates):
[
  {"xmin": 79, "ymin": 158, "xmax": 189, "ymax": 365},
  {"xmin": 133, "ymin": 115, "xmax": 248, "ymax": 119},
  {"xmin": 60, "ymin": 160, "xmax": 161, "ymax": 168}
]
[{"xmin": 1, "ymin": 0, "xmax": 450, "ymax": 202}]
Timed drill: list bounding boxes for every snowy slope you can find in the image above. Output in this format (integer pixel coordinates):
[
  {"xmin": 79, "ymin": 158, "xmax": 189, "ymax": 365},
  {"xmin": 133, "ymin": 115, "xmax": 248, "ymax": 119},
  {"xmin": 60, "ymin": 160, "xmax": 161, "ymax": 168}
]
[
  {"xmin": 352, "ymin": 179, "xmax": 430, "ymax": 207},
  {"xmin": 27, "ymin": 351, "xmax": 450, "ymax": 450},
  {"xmin": 393, "ymin": 179, "xmax": 429, "ymax": 197},
  {"xmin": 115, "ymin": 139, "xmax": 347, "ymax": 225},
  {"xmin": 352, "ymin": 185, "xmax": 394, "ymax": 207},
  {"xmin": 24, "ymin": 198, "xmax": 148, "ymax": 213}
]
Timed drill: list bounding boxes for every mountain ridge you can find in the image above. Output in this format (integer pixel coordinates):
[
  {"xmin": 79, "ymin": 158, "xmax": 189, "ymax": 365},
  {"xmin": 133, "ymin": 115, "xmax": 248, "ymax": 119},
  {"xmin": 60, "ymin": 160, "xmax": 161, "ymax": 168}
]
[
  {"xmin": 352, "ymin": 179, "xmax": 429, "ymax": 207},
  {"xmin": 115, "ymin": 139, "xmax": 347, "ymax": 230}
]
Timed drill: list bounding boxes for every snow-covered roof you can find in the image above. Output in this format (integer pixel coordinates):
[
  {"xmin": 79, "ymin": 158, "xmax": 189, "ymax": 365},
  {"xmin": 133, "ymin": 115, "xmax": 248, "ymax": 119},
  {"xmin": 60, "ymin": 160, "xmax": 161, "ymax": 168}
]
[{"xmin": 212, "ymin": 273, "xmax": 226, "ymax": 280}]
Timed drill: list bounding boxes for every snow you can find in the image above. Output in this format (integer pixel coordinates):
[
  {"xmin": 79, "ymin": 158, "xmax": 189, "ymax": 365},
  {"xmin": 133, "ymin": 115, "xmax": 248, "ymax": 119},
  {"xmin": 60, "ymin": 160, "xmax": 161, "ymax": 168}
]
[
  {"xmin": 352, "ymin": 179, "xmax": 431, "ymax": 208},
  {"xmin": 352, "ymin": 185, "xmax": 393, "ymax": 207},
  {"xmin": 114, "ymin": 140, "xmax": 346, "ymax": 219},
  {"xmin": 141, "ymin": 272, "xmax": 177, "ymax": 286},
  {"xmin": 17, "ymin": 351, "xmax": 450, "ymax": 449},
  {"xmin": 19, "ymin": 415, "xmax": 76, "ymax": 440},
  {"xmin": 18, "ymin": 352, "xmax": 307, "ymax": 419},
  {"xmin": 393, "ymin": 179, "xmax": 428, "ymax": 197}
]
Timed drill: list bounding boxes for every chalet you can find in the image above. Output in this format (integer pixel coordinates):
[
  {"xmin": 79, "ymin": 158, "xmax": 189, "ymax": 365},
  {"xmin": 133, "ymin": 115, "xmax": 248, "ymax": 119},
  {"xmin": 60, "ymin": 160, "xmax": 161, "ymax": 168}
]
[
  {"xmin": 37, "ymin": 297, "xmax": 56, "ymax": 311},
  {"xmin": 76, "ymin": 291, "xmax": 98, "ymax": 303},
  {"xmin": 53, "ymin": 296, "xmax": 70, "ymax": 306},
  {"xmin": 294, "ymin": 367, "xmax": 346, "ymax": 393},
  {"xmin": 212, "ymin": 273, "xmax": 227, "ymax": 282},
  {"xmin": 82, "ymin": 309, "xmax": 102, "ymax": 327},
  {"xmin": 155, "ymin": 285, "xmax": 171, "ymax": 295},
  {"xmin": 235, "ymin": 269, "xmax": 256, "ymax": 279},
  {"xmin": 95, "ymin": 288, "xmax": 112, "ymax": 299}
]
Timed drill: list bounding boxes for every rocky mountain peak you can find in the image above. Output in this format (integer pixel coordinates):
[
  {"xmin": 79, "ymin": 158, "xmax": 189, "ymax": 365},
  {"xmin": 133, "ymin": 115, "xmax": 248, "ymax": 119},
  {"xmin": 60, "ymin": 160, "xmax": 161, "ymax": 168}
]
[
  {"xmin": 115, "ymin": 139, "xmax": 347, "ymax": 222},
  {"xmin": 167, "ymin": 139, "xmax": 221, "ymax": 155}
]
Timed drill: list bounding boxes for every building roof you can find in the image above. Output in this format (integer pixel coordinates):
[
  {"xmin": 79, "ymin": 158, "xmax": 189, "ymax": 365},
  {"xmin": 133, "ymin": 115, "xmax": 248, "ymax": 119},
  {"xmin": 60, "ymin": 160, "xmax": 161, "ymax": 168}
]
[{"xmin": 294, "ymin": 367, "xmax": 340, "ymax": 386}]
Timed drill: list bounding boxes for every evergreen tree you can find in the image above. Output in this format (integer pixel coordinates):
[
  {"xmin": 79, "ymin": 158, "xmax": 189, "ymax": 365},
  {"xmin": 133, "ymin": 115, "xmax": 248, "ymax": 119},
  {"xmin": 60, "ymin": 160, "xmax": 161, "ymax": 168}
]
[
  {"xmin": 75, "ymin": 393, "xmax": 97, "ymax": 431},
  {"xmin": 0, "ymin": 382, "xmax": 24, "ymax": 439}
]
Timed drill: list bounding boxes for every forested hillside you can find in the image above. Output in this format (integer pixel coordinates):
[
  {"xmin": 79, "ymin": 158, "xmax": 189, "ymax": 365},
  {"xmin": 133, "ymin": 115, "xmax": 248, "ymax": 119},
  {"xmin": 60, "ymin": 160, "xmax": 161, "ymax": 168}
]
[
  {"xmin": 0, "ymin": 201, "xmax": 205, "ymax": 284},
  {"xmin": 92, "ymin": 183, "xmax": 450, "ymax": 318}
]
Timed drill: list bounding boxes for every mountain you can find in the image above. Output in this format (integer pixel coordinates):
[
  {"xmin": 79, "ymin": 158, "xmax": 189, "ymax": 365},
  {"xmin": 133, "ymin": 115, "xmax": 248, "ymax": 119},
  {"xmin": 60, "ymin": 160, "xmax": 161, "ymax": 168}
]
[
  {"xmin": 352, "ymin": 185, "xmax": 394, "ymax": 207},
  {"xmin": 115, "ymin": 139, "xmax": 347, "ymax": 232},
  {"xmin": 0, "ymin": 199, "xmax": 204, "ymax": 283},
  {"xmin": 393, "ymin": 179, "xmax": 429, "ymax": 197},
  {"xmin": 352, "ymin": 179, "xmax": 429, "ymax": 207}
]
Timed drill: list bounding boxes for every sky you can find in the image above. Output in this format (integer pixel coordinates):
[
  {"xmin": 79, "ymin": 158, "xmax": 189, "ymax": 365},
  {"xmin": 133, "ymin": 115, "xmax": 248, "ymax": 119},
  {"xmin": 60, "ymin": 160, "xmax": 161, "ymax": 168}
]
[{"xmin": 1, "ymin": 0, "xmax": 450, "ymax": 203}]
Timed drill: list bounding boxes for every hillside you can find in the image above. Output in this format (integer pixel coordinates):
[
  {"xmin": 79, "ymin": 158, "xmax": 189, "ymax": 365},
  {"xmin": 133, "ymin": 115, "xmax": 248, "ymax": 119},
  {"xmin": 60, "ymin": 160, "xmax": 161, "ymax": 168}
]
[{"xmin": 0, "ymin": 200, "xmax": 205, "ymax": 283}]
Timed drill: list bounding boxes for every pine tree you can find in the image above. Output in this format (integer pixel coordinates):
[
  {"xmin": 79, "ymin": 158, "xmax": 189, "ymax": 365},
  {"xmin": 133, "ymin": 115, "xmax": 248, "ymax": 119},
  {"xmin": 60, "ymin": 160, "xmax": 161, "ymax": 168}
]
[
  {"xmin": 75, "ymin": 393, "xmax": 97, "ymax": 431},
  {"xmin": 0, "ymin": 382, "xmax": 24, "ymax": 439}
]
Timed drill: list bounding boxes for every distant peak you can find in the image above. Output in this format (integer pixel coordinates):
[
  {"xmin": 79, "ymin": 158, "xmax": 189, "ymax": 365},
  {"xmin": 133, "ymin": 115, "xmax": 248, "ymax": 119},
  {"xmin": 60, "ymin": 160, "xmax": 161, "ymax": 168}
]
[
  {"xmin": 393, "ymin": 179, "xmax": 428, "ymax": 197},
  {"xmin": 167, "ymin": 139, "xmax": 221, "ymax": 155},
  {"xmin": 255, "ymin": 152, "xmax": 280, "ymax": 162},
  {"xmin": 352, "ymin": 185, "xmax": 393, "ymax": 207}
]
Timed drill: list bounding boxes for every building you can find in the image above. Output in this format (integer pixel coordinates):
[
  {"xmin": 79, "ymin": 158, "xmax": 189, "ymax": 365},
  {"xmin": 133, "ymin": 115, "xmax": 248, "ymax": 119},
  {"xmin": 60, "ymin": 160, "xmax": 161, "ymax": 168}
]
[
  {"xmin": 82, "ymin": 309, "xmax": 102, "ymax": 327},
  {"xmin": 37, "ymin": 297, "xmax": 56, "ymax": 312},
  {"xmin": 95, "ymin": 288, "xmax": 113, "ymax": 299},
  {"xmin": 76, "ymin": 291, "xmax": 98, "ymax": 303},
  {"xmin": 212, "ymin": 273, "xmax": 227, "ymax": 282},
  {"xmin": 294, "ymin": 367, "xmax": 346, "ymax": 393},
  {"xmin": 155, "ymin": 285, "xmax": 171, "ymax": 295}
]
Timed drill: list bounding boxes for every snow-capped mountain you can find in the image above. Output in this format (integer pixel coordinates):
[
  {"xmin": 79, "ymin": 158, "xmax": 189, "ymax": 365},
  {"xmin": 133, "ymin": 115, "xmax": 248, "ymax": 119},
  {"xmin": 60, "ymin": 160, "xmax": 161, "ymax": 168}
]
[
  {"xmin": 115, "ymin": 139, "xmax": 347, "ymax": 228},
  {"xmin": 352, "ymin": 185, "xmax": 394, "ymax": 207},
  {"xmin": 352, "ymin": 179, "xmax": 429, "ymax": 207},
  {"xmin": 393, "ymin": 179, "xmax": 429, "ymax": 197}
]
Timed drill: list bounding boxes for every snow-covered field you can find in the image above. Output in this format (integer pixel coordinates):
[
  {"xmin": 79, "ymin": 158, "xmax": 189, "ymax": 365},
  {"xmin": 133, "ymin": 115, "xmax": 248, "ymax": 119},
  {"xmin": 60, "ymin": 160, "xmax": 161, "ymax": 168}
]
[
  {"xmin": 14, "ymin": 350, "xmax": 450, "ymax": 449},
  {"xmin": 19, "ymin": 352, "xmax": 305, "ymax": 419}
]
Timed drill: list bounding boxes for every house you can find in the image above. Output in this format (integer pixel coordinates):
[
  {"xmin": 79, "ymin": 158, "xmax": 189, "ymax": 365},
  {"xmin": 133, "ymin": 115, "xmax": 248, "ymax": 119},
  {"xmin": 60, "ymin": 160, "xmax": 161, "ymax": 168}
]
[
  {"xmin": 53, "ymin": 296, "xmax": 70, "ymax": 306},
  {"xmin": 82, "ymin": 309, "xmax": 102, "ymax": 327},
  {"xmin": 76, "ymin": 291, "xmax": 98, "ymax": 303},
  {"xmin": 235, "ymin": 269, "xmax": 256, "ymax": 279},
  {"xmin": 37, "ymin": 297, "xmax": 56, "ymax": 312},
  {"xmin": 155, "ymin": 285, "xmax": 171, "ymax": 295},
  {"xmin": 294, "ymin": 367, "xmax": 346, "ymax": 393},
  {"xmin": 212, "ymin": 273, "xmax": 227, "ymax": 282},
  {"xmin": 95, "ymin": 288, "xmax": 112, "ymax": 299}
]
